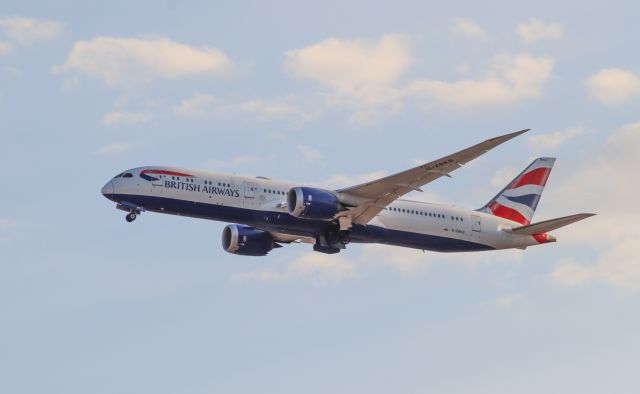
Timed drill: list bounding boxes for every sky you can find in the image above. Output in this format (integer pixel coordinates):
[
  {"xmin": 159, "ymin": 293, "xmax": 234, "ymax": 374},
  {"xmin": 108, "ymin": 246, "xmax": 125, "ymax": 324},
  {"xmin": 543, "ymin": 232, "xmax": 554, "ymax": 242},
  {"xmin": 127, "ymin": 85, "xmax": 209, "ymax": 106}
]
[{"xmin": 2, "ymin": 0, "xmax": 640, "ymax": 393}]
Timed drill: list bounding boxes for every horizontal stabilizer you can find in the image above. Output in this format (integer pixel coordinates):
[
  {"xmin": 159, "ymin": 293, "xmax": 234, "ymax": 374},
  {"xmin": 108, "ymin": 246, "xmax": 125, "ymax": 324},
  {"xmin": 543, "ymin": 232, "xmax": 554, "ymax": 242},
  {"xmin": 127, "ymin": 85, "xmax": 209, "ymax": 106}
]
[{"xmin": 508, "ymin": 213, "xmax": 596, "ymax": 235}]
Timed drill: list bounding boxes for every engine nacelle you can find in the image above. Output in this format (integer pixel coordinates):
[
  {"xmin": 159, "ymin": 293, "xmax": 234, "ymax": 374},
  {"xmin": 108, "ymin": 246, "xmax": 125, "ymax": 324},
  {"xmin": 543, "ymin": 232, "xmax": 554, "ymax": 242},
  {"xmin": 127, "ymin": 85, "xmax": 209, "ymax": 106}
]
[
  {"xmin": 287, "ymin": 187, "xmax": 341, "ymax": 219},
  {"xmin": 222, "ymin": 224, "xmax": 275, "ymax": 256}
]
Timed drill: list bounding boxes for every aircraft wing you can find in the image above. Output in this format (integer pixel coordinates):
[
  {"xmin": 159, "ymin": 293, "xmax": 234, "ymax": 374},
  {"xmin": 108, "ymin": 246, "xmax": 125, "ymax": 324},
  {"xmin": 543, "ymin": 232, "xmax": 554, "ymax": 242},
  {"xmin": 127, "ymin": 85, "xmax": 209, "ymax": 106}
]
[{"xmin": 336, "ymin": 129, "xmax": 529, "ymax": 225}]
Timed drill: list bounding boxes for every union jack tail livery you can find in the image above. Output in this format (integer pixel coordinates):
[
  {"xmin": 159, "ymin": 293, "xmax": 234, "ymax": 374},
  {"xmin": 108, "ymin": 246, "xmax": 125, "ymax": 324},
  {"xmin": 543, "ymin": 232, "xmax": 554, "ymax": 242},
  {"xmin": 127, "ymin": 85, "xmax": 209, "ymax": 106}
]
[{"xmin": 479, "ymin": 157, "xmax": 556, "ymax": 225}]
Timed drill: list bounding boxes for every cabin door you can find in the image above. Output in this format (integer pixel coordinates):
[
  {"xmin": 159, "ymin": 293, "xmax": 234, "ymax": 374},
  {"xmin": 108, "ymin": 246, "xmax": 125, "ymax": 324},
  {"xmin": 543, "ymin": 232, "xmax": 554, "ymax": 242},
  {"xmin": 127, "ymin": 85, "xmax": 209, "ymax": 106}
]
[
  {"xmin": 471, "ymin": 215, "xmax": 481, "ymax": 232},
  {"xmin": 244, "ymin": 181, "xmax": 256, "ymax": 199}
]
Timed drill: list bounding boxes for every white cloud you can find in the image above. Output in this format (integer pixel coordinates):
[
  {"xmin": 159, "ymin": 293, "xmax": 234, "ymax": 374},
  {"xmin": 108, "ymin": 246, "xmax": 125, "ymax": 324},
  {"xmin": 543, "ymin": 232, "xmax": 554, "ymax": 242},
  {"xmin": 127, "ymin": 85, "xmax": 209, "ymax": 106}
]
[
  {"xmin": 102, "ymin": 111, "xmax": 153, "ymax": 125},
  {"xmin": 233, "ymin": 252, "xmax": 356, "ymax": 284},
  {"xmin": 231, "ymin": 270, "xmax": 282, "ymax": 283},
  {"xmin": 586, "ymin": 68, "xmax": 640, "ymax": 105},
  {"xmin": 358, "ymin": 244, "xmax": 430, "ymax": 274},
  {"xmin": 550, "ymin": 259, "xmax": 594, "ymax": 287},
  {"xmin": 407, "ymin": 53, "xmax": 554, "ymax": 108},
  {"xmin": 0, "ymin": 16, "xmax": 63, "ymax": 45},
  {"xmin": 516, "ymin": 17, "xmax": 564, "ymax": 43},
  {"xmin": 233, "ymin": 246, "xmax": 431, "ymax": 284},
  {"xmin": 284, "ymin": 34, "xmax": 411, "ymax": 118},
  {"xmin": 0, "ymin": 41, "xmax": 11, "ymax": 55},
  {"xmin": 283, "ymin": 35, "xmax": 554, "ymax": 122},
  {"xmin": 287, "ymin": 253, "xmax": 356, "ymax": 282},
  {"xmin": 285, "ymin": 34, "xmax": 411, "ymax": 95},
  {"xmin": 56, "ymin": 36, "xmax": 232, "ymax": 86},
  {"xmin": 173, "ymin": 93, "xmax": 218, "ymax": 117},
  {"xmin": 234, "ymin": 99, "xmax": 315, "ymax": 121},
  {"xmin": 495, "ymin": 292, "xmax": 526, "ymax": 307},
  {"xmin": 546, "ymin": 122, "xmax": 640, "ymax": 292},
  {"xmin": 173, "ymin": 93, "xmax": 315, "ymax": 122},
  {"xmin": 551, "ymin": 238, "xmax": 640, "ymax": 292},
  {"xmin": 450, "ymin": 18, "xmax": 489, "ymax": 40},
  {"xmin": 527, "ymin": 127, "xmax": 585, "ymax": 150},
  {"xmin": 320, "ymin": 170, "xmax": 389, "ymax": 189},
  {"xmin": 94, "ymin": 143, "xmax": 133, "ymax": 156},
  {"xmin": 296, "ymin": 145, "xmax": 322, "ymax": 161},
  {"xmin": 490, "ymin": 166, "xmax": 519, "ymax": 189},
  {"xmin": 232, "ymin": 241, "xmax": 524, "ymax": 285},
  {"xmin": 205, "ymin": 155, "xmax": 263, "ymax": 171}
]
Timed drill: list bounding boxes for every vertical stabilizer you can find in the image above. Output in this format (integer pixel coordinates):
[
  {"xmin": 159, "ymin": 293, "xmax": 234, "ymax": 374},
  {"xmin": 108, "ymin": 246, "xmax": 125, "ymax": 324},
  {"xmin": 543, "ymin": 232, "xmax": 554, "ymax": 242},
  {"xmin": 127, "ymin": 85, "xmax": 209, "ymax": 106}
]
[{"xmin": 479, "ymin": 157, "xmax": 556, "ymax": 225}]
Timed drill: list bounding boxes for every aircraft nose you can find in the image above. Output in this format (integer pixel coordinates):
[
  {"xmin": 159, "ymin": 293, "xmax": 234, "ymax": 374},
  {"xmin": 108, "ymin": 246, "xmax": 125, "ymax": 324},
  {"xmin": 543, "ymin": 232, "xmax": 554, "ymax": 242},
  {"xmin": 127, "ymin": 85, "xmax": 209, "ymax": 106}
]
[{"xmin": 101, "ymin": 180, "xmax": 114, "ymax": 198}]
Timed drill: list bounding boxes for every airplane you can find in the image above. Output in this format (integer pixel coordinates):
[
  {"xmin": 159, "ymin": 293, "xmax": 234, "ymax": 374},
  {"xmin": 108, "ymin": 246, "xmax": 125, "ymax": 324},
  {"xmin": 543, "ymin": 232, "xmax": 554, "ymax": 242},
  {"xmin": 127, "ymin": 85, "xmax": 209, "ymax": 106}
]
[{"xmin": 101, "ymin": 129, "xmax": 594, "ymax": 256}]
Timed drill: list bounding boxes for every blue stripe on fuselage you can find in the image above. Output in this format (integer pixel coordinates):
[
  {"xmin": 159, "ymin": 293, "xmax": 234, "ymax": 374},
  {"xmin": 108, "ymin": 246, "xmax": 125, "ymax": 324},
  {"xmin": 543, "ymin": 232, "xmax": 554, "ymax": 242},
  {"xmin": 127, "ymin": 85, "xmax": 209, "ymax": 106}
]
[{"xmin": 105, "ymin": 193, "xmax": 494, "ymax": 252}]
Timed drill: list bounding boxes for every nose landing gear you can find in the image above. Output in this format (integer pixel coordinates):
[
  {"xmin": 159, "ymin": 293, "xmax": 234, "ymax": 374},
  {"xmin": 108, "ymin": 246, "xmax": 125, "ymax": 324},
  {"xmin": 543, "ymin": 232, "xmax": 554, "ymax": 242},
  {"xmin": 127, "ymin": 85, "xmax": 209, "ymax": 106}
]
[{"xmin": 116, "ymin": 201, "xmax": 145, "ymax": 223}]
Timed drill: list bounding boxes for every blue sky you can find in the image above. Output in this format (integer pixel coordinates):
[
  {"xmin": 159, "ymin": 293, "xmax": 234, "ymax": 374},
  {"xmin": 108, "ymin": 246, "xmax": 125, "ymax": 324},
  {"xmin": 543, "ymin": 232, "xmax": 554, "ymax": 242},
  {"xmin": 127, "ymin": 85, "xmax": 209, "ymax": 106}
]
[{"xmin": 2, "ymin": 1, "xmax": 640, "ymax": 393}]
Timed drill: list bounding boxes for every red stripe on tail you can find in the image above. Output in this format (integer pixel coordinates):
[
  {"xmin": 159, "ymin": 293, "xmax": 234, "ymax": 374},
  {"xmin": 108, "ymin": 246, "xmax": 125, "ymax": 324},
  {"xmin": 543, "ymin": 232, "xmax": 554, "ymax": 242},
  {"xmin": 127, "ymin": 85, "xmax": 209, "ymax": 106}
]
[
  {"xmin": 510, "ymin": 167, "xmax": 551, "ymax": 189},
  {"xmin": 489, "ymin": 201, "xmax": 530, "ymax": 225}
]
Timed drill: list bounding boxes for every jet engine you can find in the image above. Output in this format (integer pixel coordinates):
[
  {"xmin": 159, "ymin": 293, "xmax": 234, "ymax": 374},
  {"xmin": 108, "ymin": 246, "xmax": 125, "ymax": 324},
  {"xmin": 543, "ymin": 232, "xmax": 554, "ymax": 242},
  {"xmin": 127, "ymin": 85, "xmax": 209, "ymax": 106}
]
[
  {"xmin": 222, "ymin": 224, "xmax": 276, "ymax": 256},
  {"xmin": 287, "ymin": 187, "xmax": 342, "ymax": 219}
]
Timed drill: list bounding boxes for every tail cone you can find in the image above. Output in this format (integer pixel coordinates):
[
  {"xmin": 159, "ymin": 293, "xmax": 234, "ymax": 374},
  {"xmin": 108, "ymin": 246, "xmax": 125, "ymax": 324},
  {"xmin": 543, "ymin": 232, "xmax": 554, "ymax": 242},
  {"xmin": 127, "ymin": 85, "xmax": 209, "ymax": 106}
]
[{"xmin": 533, "ymin": 233, "xmax": 556, "ymax": 244}]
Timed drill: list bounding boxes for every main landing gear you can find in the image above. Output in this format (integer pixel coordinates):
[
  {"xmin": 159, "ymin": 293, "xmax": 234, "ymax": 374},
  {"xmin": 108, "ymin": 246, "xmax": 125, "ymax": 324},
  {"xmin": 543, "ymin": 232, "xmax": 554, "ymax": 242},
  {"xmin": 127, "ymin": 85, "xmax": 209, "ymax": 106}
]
[
  {"xmin": 313, "ymin": 225, "xmax": 352, "ymax": 254},
  {"xmin": 338, "ymin": 231, "xmax": 351, "ymax": 245}
]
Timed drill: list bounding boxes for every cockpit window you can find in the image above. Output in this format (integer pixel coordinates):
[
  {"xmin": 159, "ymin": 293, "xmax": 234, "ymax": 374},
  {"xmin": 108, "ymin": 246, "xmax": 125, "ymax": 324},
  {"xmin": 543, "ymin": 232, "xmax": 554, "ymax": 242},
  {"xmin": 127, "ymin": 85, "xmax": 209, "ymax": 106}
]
[
  {"xmin": 122, "ymin": 173, "xmax": 133, "ymax": 178},
  {"xmin": 113, "ymin": 172, "xmax": 124, "ymax": 178}
]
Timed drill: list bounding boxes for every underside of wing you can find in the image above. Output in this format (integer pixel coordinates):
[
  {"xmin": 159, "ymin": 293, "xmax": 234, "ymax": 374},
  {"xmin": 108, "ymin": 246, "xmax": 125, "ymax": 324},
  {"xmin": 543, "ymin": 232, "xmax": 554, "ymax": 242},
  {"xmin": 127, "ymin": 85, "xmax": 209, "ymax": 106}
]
[
  {"xmin": 268, "ymin": 230, "xmax": 316, "ymax": 244},
  {"xmin": 336, "ymin": 129, "xmax": 530, "ymax": 225}
]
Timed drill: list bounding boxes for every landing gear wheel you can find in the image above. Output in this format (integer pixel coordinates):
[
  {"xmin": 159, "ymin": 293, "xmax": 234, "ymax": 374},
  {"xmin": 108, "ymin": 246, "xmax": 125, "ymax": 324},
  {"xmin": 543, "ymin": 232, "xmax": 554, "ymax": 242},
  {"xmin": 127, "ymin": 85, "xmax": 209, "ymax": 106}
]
[
  {"xmin": 126, "ymin": 212, "xmax": 137, "ymax": 222},
  {"xmin": 339, "ymin": 231, "xmax": 351, "ymax": 245}
]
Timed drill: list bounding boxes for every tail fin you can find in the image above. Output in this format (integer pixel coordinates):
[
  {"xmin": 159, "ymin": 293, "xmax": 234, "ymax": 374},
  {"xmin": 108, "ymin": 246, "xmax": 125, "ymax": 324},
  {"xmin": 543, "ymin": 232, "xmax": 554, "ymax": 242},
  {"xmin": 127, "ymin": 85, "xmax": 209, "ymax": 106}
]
[{"xmin": 478, "ymin": 157, "xmax": 556, "ymax": 225}]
